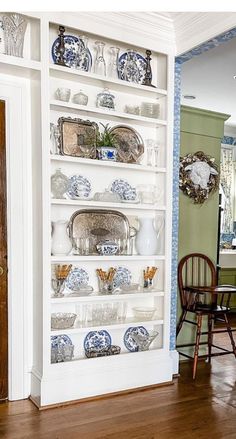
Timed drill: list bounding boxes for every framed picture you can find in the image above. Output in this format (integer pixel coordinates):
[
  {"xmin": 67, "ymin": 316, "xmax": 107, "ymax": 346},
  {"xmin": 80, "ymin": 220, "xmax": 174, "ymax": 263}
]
[{"xmin": 58, "ymin": 117, "xmax": 98, "ymax": 159}]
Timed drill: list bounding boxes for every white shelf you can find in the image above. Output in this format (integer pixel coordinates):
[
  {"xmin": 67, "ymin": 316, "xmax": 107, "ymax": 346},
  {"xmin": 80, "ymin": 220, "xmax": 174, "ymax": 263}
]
[
  {"xmin": 0, "ymin": 53, "xmax": 41, "ymax": 76},
  {"xmin": 50, "ymin": 348, "xmax": 165, "ymax": 367},
  {"xmin": 50, "ymin": 154, "xmax": 166, "ymax": 173},
  {"xmin": 51, "ymin": 198, "xmax": 166, "ymax": 211},
  {"xmin": 51, "ymin": 290, "xmax": 165, "ymax": 303},
  {"xmin": 50, "ymin": 100, "xmax": 167, "ymax": 128},
  {"xmin": 51, "ymin": 255, "xmax": 165, "ymax": 262},
  {"xmin": 50, "ymin": 318, "xmax": 164, "ymax": 335},
  {"xmin": 50, "ymin": 64, "xmax": 167, "ymax": 99}
]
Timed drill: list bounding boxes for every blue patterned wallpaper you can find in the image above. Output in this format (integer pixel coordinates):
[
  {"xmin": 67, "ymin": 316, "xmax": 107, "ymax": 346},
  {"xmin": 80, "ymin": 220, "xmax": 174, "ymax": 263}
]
[{"xmin": 171, "ymin": 26, "xmax": 236, "ymax": 351}]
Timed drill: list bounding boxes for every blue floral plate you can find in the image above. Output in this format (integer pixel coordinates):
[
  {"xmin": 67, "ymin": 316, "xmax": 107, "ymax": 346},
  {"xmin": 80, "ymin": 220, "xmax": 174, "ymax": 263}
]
[
  {"xmin": 67, "ymin": 174, "xmax": 92, "ymax": 199},
  {"xmin": 51, "ymin": 334, "xmax": 72, "ymax": 349},
  {"xmin": 118, "ymin": 51, "xmax": 149, "ymax": 84},
  {"xmin": 84, "ymin": 330, "xmax": 112, "ymax": 351},
  {"xmin": 123, "ymin": 326, "xmax": 148, "ymax": 352},
  {"xmin": 113, "ymin": 266, "xmax": 131, "ymax": 289},
  {"xmin": 51, "ymin": 35, "xmax": 92, "ymax": 71},
  {"xmin": 65, "ymin": 267, "xmax": 89, "ymax": 291}
]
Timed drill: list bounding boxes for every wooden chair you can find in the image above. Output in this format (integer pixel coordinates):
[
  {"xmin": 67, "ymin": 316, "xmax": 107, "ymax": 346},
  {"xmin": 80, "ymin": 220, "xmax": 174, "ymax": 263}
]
[{"xmin": 177, "ymin": 253, "xmax": 236, "ymax": 379}]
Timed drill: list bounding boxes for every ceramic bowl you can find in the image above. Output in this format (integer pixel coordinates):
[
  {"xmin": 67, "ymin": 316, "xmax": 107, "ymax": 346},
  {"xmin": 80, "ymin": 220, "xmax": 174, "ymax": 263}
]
[
  {"xmin": 132, "ymin": 307, "xmax": 156, "ymax": 321},
  {"xmin": 96, "ymin": 240, "xmax": 119, "ymax": 255}
]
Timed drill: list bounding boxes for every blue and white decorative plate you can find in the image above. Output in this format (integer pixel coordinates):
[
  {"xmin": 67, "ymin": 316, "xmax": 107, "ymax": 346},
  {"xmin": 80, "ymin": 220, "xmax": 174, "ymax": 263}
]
[
  {"xmin": 118, "ymin": 51, "xmax": 148, "ymax": 84},
  {"xmin": 51, "ymin": 334, "xmax": 72, "ymax": 349},
  {"xmin": 67, "ymin": 175, "xmax": 92, "ymax": 199},
  {"xmin": 113, "ymin": 266, "xmax": 132, "ymax": 288},
  {"xmin": 51, "ymin": 35, "xmax": 92, "ymax": 71},
  {"xmin": 110, "ymin": 179, "xmax": 137, "ymax": 201},
  {"xmin": 123, "ymin": 326, "xmax": 149, "ymax": 352},
  {"xmin": 84, "ymin": 330, "xmax": 112, "ymax": 351},
  {"xmin": 65, "ymin": 267, "xmax": 89, "ymax": 291}
]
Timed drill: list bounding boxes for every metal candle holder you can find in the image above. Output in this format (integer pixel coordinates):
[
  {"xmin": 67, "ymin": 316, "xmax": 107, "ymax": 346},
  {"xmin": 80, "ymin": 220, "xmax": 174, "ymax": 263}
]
[
  {"xmin": 56, "ymin": 25, "xmax": 66, "ymax": 66},
  {"xmin": 142, "ymin": 50, "xmax": 156, "ymax": 88}
]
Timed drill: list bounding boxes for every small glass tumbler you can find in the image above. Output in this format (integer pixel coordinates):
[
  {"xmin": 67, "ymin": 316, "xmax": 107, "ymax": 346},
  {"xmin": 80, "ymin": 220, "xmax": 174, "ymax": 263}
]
[{"xmin": 98, "ymin": 278, "xmax": 114, "ymax": 295}]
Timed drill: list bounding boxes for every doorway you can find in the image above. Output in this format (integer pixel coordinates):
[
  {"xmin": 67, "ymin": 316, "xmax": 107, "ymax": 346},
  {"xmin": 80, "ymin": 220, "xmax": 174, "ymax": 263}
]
[{"xmin": 0, "ymin": 100, "xmax": 7, "ymax": 401}]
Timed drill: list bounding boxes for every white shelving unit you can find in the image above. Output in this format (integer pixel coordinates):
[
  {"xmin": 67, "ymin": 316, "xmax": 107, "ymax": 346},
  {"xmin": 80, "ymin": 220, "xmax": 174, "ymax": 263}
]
[{"xmin": 0, "ymin": 13, "xmax": 174, "ymax": 407}]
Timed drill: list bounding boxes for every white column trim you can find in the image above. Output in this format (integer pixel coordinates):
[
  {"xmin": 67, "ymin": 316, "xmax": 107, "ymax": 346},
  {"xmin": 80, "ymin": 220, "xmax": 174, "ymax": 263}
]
[{"xmin": 0, "ymin": 75, "xmax": 32, "ymax": 400}]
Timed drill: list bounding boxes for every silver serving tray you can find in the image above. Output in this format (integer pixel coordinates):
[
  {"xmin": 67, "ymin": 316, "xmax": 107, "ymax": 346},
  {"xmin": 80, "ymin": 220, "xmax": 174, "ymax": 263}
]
[
  {"xmin": 69, "ymin": 209, "xmax": 131, "ymax": 254},
  {"xmin": 109, "ymin": 125, "xmax": 144, "ymax": 163}
]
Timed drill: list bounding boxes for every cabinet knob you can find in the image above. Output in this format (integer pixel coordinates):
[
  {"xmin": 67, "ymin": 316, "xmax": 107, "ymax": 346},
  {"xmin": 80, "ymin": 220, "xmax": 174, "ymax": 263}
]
[{"xmin": 0, "ymin": 266, "xmax": 4, "ymax": 276}]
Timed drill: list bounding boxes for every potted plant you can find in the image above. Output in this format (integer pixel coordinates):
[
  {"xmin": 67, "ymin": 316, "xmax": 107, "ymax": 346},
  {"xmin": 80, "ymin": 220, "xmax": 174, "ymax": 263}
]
[{"xmin": 96, "ymin": 123, "xmax": 117, "ymax": 161}]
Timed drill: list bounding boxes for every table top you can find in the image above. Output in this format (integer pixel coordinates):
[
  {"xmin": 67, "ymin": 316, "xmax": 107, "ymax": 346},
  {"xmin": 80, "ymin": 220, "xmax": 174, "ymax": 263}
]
[{"xmin": 185, "ymin": 285, "xmax": 236, "ymax": 294}]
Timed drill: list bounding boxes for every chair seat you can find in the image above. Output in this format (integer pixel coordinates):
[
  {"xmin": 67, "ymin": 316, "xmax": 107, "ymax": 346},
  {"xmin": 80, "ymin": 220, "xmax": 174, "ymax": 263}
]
[{"xmin": 186, "ymin": 303, "xmax": 230, "ymax": 313}]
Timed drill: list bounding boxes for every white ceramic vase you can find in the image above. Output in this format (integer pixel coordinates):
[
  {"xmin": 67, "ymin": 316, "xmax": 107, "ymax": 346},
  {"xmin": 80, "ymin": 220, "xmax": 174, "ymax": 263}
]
[
  {"xmin": 135, "ymin": 216, "xmax": 163, "ymax": 256},
  {"xmin": 51, "ymin": 220, "xmax": 72, "ymax": 256}
]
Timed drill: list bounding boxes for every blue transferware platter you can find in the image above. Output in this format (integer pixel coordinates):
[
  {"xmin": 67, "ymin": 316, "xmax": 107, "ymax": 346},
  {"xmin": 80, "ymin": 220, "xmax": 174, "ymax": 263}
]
[
  {"xmin": 113, "ymin": 266, "xmax": 131, "ymax": 288},
  {"xmin": 84, "ymin": 330, "xmax": 112, "ymax": 351},
  {"xmin": 111, "ymin": 179, "xmax": 137, "ymax": 201},
  {"xmin": 51, "ymin": 35, "xmax": 92, "ymax": 71},
  {"xmin": 67, "ymin": 174, "xmax": 91, "ymax": 199},
  {"xmin": 118, "ymin": 51, "xmax": 149, "ymax": 84},
  {"xmin": 65, "ymin": 267, "xmax": 89, "ymax": 291},
  {"xmin": 51, "ymin": 334, "xmax": 72, "ymax": 349},
  {"xmin": 123, "ymin": 326, "xmax": 149, "ymax": 352}
]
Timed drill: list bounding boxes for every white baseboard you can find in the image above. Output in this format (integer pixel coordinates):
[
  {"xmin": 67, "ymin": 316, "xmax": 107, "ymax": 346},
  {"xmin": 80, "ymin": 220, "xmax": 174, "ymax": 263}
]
[{"xmin": 170, "ymin": 350, "xmax": 179, "ymax": 375}]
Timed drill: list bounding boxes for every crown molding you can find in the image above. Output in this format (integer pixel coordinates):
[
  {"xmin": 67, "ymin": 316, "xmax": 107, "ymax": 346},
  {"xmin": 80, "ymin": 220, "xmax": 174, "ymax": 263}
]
[
  {"xmin": 26, "ymin": 11, "xmax": 176, "ymax": 54},
  {"xmin": 174, "ymin": 12, "xmax": 236, "ymax": 55}
]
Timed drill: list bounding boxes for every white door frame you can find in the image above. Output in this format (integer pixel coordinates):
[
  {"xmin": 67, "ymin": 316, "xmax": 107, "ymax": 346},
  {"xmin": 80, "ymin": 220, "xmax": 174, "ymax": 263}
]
[{"xmin": 0, "ymin": 75, "xmax": 32, "ymax": 400}]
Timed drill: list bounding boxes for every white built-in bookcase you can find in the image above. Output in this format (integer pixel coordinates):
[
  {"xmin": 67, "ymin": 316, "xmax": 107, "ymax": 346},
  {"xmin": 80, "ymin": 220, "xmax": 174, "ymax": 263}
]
[{"xmin": 0, "ymin": 12, "xmax": 175, "ymax": 407}]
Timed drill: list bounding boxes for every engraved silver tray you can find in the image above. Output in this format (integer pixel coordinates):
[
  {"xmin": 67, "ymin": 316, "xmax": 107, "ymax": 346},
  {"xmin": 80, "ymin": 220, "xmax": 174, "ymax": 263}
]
[{"xmin": 68, "ymin": 209, "xmax": 131, "ymax": 254}]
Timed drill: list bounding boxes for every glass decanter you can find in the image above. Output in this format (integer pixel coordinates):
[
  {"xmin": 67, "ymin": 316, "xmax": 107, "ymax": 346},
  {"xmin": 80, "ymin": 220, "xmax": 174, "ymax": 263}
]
[
  {"xmin": 51, "ymin": 168, "xmax": 69, "ymax": 199},
  {"xmin": 123, "ymin": 50, "xmax": 139, "ymax": 83},
  {"xmin": 108, "ymin": 46, "xmax": 120, "ymax": 79},
  {"xmin": 94, "ymin": 41, "xmax": 106, "ymax": 76},
  {"xmin": 2, "ymin": 13, "xmax": 27, "ymax": 57},
  {"xmin": 146, "ymin": 139, "xmax": 155, "ymax": 166}
]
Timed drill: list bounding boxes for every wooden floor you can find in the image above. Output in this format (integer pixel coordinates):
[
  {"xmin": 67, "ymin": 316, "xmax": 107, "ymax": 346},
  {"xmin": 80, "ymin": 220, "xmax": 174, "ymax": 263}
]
[{"xmin": 1, "ymin": 332, "xmax": 236, "ymax": 438}]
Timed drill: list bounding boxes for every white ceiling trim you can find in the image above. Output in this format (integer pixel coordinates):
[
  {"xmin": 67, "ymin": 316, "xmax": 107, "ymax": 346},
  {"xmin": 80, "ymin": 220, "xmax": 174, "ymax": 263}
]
[{"xmin": 173, "ymin": 12, "xmax": 236, "ymax": 55}]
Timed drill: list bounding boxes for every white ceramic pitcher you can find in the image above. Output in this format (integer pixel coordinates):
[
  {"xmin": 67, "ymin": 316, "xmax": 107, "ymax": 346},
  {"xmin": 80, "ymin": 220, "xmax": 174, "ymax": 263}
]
[
  {"xmin": 51, "ymin": 220, "xmax": 72, "ymax": 256},
  {"xmin": 135, "ymin": 215, "xmax": 164, "ymax": 256}
]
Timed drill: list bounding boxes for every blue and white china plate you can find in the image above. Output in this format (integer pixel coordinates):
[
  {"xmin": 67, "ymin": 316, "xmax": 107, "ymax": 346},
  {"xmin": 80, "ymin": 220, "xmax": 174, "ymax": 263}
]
[
  {"xmin": 84, "ymin": 330, "xmax": 112, "ymax": 351},
  {"xmin": 110, "ymin": 179, "xmax": 137, "ymax": 201},
  {"xmin": 123, "ymin": 326, "xmax": 149, "ymax": 352},
  {"xmin": 51, "ymin": 334, "xmax": 72, "ymax": 349},
  {"xmin": 113, "ymin": 266, "xmax": 132, "ymax": 288},
  {"xmin": 67, "ymin": 175, "xmax": 92, "ymax": 199},
  {"xmin": 51, "ymin": 35, "xmax": 92, "ymax": 71},
  {"xmin": 65, "ymin": 267, "xmax": 89, "ymax": 291},
  {"xmin": 118, "ymin": 51, "xmax": 148, "ymax": 84}
]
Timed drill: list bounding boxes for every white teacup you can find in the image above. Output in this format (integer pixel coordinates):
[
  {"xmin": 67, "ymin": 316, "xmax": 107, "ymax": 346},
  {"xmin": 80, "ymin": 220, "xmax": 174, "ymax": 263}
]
[{"xmin": 55, "ymin": 88, "xmax": 71, "ymax": 102}]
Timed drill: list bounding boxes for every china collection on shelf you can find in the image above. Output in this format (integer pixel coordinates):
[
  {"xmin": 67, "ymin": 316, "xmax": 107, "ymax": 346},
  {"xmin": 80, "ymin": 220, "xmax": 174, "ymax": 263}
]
[
  {"xmin": 52, "ymin": 26, "xmax": 156, "ymax": 89},
  {"xmin": 50, "ymin": 27, "xmax": 163, "ymax": 366}
]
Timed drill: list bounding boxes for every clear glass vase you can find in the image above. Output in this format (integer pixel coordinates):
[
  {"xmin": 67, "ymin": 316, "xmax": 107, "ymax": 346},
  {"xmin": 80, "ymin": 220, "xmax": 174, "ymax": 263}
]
[
  {"xmin": 94, "ymin": 41, "xmax": 106, "ymax": 76},
  {"xmin": 108, "ymin": 46, "xmax": 120, "ymax": 79},
  {"xmin": 51, "ymin": 168, "xmax": 69, "ymax": 199},
  {"xmin": 2, "ymin": 13, "xmax": 27, "ymax": 57},
  {"xmin": 77, "ymin": 36, "xmax": 90, "ymax": 71}
]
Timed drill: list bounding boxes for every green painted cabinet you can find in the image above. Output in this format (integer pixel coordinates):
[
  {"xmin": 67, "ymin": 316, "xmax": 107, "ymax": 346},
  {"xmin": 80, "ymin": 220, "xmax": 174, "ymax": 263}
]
[{"xmin": 177, "ymin": 106, "xmax": 230, "ymax": 355}]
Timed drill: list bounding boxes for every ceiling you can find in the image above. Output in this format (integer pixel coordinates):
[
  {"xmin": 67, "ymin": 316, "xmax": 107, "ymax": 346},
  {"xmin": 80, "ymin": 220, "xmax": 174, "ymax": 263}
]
[{"xmin": 181, "ymin": 34, "xmax": 236, "ymax": 128}]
